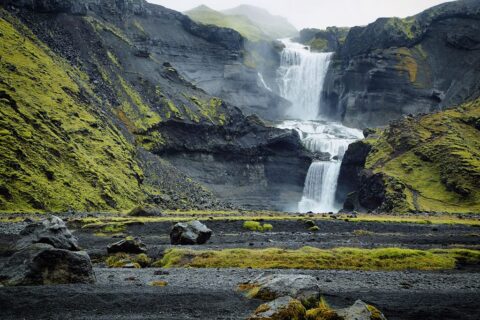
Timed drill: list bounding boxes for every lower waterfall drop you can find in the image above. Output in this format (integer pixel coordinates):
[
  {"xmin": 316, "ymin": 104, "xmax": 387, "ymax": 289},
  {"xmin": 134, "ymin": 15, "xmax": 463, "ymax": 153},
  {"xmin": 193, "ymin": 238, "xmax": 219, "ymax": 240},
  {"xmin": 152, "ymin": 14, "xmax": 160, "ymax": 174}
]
[{"xmin": 276, "ymin": 40, "xmax": 363, "ymax": 213}]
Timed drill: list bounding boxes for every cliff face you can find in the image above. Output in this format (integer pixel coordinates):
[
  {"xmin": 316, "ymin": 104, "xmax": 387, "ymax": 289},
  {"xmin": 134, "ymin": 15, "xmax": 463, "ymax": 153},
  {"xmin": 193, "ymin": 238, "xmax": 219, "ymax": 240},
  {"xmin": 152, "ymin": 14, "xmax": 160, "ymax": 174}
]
[
  {"xmin": 337, "ymin": 98, "xmax": 480, "ymax": 214},
  {"xmin": 322, "ymin": 0, "xmax": 480, "ymax": 128},
  {"xmin": 0, "ymin": 0, "xmax": 311, "ymax": 212}
]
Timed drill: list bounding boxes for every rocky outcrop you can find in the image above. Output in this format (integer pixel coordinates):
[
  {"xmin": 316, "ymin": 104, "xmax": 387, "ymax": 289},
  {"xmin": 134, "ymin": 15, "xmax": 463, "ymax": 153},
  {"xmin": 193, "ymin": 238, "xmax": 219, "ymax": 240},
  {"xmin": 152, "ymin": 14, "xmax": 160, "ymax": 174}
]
[
  {"xmin": 0, "ymin": 243, "xmax": 95, "ymax": 286},
  {"xmin": 170, "ymin": 220, "xmax": 212, "ymax": 245},
  {"xmin": 338, "ymin": 98, "xmax": 480, "ymax": 213},
  {"xmin": 0, "ymin": 216, "xmax": 95, "ymax": 286},
  {"xmin": 295, "ymin": 27, "xmax": 349, "ymax": 52},
  {"xmin": 15, "ymin": 215, "xmax": 80, "ymax": 251},
  {"xmin": 322, "ymin": 0, "xmax": 480, "ymax": 128}
]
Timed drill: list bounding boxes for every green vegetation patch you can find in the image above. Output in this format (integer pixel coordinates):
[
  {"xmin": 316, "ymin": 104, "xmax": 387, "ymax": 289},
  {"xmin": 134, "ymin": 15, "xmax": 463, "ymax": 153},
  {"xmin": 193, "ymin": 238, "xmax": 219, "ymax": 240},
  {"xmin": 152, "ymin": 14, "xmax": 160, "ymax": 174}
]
[
  {"xmin": 364, "ymin": 99, "xmax": 480, "ymax": 213},
  {"xmin": 185, "ymin": 6, "xmax": 269, "ymax": 41},
  {"xmin": 243, "ymin": 221, "xmax": 273, "ymax": 232},
  {"xmin": 158, "ymin": 247, "xmax": 480, "ymax": 271},
  {"xmin": 106, "ymin": 252, "xmax": 152, "ymax": 268},
  {"xmin": 0, "ymin": 11, "xmax": 146, "ymax": 212}
]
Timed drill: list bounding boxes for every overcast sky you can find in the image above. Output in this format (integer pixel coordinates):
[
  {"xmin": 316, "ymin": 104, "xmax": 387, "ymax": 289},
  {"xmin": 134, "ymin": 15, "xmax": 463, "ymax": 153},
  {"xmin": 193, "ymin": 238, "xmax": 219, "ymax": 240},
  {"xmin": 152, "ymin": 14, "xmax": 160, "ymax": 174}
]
[{"xmin": 149, "ymin": 0, "xmax": 453, "ymax": 29}]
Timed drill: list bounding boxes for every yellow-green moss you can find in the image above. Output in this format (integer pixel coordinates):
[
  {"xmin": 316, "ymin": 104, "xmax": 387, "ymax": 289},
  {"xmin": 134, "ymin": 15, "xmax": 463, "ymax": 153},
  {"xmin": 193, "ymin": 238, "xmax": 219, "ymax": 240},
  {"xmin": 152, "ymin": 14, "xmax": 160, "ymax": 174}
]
[
  {"xmin": 84, "ymin": 16, "xmax": 132, "ymax": 45},
  {"xmin": 158, "ymin": 246, "xmax": 480, "ymax": 271},
  {"xmin": 243, "ymin": 221, "xmax": 273, "ymax": 232},
  {"xmin": 364, "ymin": 99, "xmax": 480, "ymax": 213},
  {"xmin": 105, "ymin": 253, "xmax": 151, "ymax": 268},
  {"xmin": 306, "ymin": 297, "xmax": 343, "ymax": 320},
  {"xmin": 117, "ymin": 76, "xmax": 162, "ymax": 131},
  {"xmin": 149, "ymin": 280, "xmax": 168, "ymax": 287},
  {"xmin": 0, "ymin": 11, "xmax": 147, "ymax": 212}
]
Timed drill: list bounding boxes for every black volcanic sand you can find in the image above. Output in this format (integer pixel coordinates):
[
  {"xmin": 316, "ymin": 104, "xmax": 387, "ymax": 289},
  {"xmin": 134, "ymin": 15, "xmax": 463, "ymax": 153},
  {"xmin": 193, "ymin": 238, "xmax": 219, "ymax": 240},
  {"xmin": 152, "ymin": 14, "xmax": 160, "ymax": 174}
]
[{"xmin": 0, "ymin": 217, "xmax": 480, "ymax": 319}]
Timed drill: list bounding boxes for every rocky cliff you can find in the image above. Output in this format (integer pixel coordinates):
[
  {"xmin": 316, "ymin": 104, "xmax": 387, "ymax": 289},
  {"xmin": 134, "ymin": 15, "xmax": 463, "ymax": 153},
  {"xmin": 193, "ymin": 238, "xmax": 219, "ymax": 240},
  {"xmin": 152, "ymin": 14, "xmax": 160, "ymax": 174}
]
[
  {"xmin": 337, "ymin": 98, "xmax": 480, "ymax": 214},
  {"xmin": 295, "ymin": 27, "xmax": 349, "ymax": 52},
  {"xmin": 322, "ymin": 0, "xmax": 480, "ymax": 128},
  {"xmin": 0, "ymin": 0, "xmax": 311, "ymax": 212}
]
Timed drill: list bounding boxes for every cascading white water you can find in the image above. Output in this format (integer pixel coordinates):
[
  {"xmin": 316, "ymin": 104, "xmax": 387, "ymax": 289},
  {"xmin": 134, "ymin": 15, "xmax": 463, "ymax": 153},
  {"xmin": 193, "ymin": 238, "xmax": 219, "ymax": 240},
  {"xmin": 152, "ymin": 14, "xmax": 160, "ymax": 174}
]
[
  {"xmin": 277, "ymin": 39, "xmax": 333, "ymax": 119},
  {"xmin": 276, "ymin": 40, "xmax": 363, "ymax": 213}
]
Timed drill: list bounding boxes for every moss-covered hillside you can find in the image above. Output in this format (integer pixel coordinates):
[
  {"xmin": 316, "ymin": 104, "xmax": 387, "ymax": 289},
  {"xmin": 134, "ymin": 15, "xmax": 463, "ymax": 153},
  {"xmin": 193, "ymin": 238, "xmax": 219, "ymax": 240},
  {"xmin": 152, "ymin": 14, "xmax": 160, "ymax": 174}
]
[
  {"xmin": 363, "ymin": 99, "xmax": 480, "ymax": 213},
  {"xmin": 185, "ymin": 5, "xmax": 269, "ymax": 41},
  {"xmin": 0, "ymin": 12, "xmax": 146, "ymax": 212},
  {"xmin": 0, "ymin": 9, "xmax": 225, "ymax": 213}
]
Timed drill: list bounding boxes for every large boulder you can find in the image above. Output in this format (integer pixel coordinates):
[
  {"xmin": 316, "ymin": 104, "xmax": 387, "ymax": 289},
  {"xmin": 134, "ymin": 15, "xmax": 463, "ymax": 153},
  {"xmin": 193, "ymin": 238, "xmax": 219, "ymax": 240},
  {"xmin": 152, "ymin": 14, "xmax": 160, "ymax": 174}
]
[
  {"xmin": 170, "ymin": 220, "xmax": 212, "ymax": 245},
  {"xmin": 0, "ymin": 243, "xmax": 95, "ymax": 286},
  {"xmin": 107, "ymin": 237, "xmax": 147, "ymax": 254},
  {"xmin": 248, "ymin": 296, "xmax": 306, "ymax": 320},
  {"xmin": 240, "ymin": 274, "xmax": 321, "ymax": 307},
  {"xmin": 15, "ymin": 215, "xmax": 80, "ymax": 251},
  {"xmin": 306, "ymin": 300, "xmax": 387, "ymax": 320}
]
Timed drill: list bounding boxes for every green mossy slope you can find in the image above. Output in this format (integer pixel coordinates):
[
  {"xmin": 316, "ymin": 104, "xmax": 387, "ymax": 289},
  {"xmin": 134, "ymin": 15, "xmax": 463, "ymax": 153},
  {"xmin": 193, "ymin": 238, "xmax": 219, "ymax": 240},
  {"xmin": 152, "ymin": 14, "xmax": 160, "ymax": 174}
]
[
  {"xmin": 365, "ymin": 99, "xmax": 480, "ymax": 213},
  {"xmin": 185, "ymin": 5, "xmax": 269, "ymax": 41},
  {"xmin": 0, "ymin": 11, "xmax": 146, "ymax": 212}
]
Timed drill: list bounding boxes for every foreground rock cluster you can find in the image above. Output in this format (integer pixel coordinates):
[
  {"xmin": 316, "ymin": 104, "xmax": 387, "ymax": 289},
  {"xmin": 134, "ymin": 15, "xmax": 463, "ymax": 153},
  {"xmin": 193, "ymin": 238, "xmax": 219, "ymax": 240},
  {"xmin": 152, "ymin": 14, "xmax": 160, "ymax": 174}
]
[
  {"xmin": 0, "ymin": 216, "xmax": 95, "ymax": 286},
  {"xmin": 242, "ymin": 274, "xmax": 387, "ymax": 320}
]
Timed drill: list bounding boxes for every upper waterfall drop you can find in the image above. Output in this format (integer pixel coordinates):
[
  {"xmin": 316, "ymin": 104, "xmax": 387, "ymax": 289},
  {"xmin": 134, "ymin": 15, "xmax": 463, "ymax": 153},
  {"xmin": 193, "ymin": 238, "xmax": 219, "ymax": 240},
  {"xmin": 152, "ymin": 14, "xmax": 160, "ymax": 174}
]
[
  {"xmin": 277, "ymin": 39, "xmax": 333, "ymax": 120},
  {"xmin": 276, "ymin": 39, "xmax": 363, "ymax": 213}
]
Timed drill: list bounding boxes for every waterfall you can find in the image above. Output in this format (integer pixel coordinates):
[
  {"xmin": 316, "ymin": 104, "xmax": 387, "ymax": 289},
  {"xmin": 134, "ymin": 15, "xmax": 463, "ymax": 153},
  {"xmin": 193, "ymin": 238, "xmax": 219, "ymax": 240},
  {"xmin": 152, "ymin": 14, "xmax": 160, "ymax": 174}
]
[
  {"xmin": 257, "ymin": 72, "xmax": 272, "ymax": 91},
  {"xmin": 276, "ymin": 40, "xmax": 363, "ymax": 213},
  {"xmin": 277, "ymin": 39, "xmax": 333, "ymax": 120}
]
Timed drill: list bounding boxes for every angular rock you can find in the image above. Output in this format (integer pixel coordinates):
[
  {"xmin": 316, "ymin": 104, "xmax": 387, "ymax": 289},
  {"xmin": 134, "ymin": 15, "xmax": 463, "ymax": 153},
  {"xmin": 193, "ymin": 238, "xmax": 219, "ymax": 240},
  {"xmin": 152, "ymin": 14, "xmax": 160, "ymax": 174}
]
[
  {"xmin": 242, "ymin": 274, "xmax": 321, "ymax": 307},
  {"xmin": 0, "ymin": 243, "xmax": 95, "ymax": 286},
  {"xmin": 107, "ymin": 237, "xmax": 147, "ymax": 254},
  {"xmin": 170, "ymin": 220, "xmax": 212, "ymax": 245},
  {"xmin": 248, "ymin": 296, "xmax": 306, "ymax": 320},
  {"xmin": 16, "ymin": 215, "xmax": 80, "ymax": 251}
]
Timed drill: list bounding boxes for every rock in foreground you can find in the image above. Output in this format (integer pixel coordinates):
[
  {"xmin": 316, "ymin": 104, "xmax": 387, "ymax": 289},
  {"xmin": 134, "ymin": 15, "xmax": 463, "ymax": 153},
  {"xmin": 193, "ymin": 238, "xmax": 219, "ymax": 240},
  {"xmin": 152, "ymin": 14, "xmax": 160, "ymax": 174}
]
[
  {"xmin": 15, "ymin": 215, "xmax": 80, "ymax": 251},
  {"xmin": 248, "ymin": 296, "xmax": 306, "ymax": 320},
  {"xmin": 0, "ymin": 216, "xmax": 95, "ymax": 286},
  {"xmin": 0, "ymin": 243, "xmax": 95, "ymax": 286},
  {"xmin": 170, "ymin": 220, "xmax": 212, "ymax": 245},
  {"xmin": 240, "ymin": 274, "xmax": 321, "ymax": 307}
]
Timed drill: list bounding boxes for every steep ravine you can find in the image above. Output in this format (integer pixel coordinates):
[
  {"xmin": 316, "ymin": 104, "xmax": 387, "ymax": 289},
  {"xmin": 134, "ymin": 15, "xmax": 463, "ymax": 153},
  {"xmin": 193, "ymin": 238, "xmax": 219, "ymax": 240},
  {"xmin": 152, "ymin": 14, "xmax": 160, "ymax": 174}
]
[{"xmin": 0, "ymin": 0, "xmax": 312, "ymax": 212}]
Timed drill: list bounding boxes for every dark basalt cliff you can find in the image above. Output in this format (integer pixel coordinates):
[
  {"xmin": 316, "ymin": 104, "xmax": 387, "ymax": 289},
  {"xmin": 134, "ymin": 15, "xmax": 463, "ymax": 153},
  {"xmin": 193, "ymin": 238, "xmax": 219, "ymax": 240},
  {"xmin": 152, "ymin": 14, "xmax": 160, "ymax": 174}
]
[
  {"xmin": 322, "ymin": 0, "xmax": 480, "ymax": 128},
  {"xmin": 0, "ymin": 0, "xmax": 311, "ymax": 212}
]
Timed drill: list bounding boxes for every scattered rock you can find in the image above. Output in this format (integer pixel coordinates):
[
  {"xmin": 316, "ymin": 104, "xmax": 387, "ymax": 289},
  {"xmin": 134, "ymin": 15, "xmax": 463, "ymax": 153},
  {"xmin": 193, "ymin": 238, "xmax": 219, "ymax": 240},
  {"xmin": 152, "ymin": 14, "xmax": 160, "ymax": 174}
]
[
  {"xmin": 240, "ymin": 274, "xmax": 321, "ymax": 307},
  {"xmin": 170, "ymin": 220, "xmax": 212, "ymax": 245},
  {"xmin": 107, "ymin": 237, "xmax": 147, "ymax": 254},
  {"xmin": 0, "ymin": 243, "xmax": 95, "ymax": 286},
  {"xmin": 15, "ymin": 215, "xmax": 80, "ymax": 251},
  {"xmin": 248, "ymin": 296, "xmax": 306, "ymax": 320},
  {"xmin": 128, "ymin": 206, "xmax": 163, "ymax": 217}
]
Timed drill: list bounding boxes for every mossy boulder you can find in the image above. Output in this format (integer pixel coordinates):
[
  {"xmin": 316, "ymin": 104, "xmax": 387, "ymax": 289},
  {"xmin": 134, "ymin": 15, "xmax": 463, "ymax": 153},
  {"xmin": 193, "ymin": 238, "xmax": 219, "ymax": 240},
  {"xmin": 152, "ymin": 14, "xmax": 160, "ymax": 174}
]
[
  {"xmin": 248, "ymin": 296, "xmax": 306, "ymax": 320},
  {"xmin": 239, "ymin": 274, "xmax": 321, "ymax": 308}
]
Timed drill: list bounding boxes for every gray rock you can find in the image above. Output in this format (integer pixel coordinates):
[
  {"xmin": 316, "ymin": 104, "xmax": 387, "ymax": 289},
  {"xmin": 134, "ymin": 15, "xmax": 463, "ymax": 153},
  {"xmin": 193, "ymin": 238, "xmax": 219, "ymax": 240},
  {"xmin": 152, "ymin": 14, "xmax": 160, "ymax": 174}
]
[
  {"xmin": 0, "ymin": 243, "xmax": 95, "ymax": 286},
  {"xmin": 16, "ymin": 215, "xmax": 79, "ymax": 251},
  {"xmin": 107, "ymin": 237, "xmax": 147, "ymax": 254},
  {"xmin": 246, "ymin": 274, "xmax": 321, "ymax": 307},
  {"xmin": 170, "ymin": 220, "xmax": 212, "ymax": 245},
  {"xmin": 337, "ymin": 300, "xmax": 387, "ymax": 320},
  {"xmin": 248, "ymin": 296, "xmax": 306, "ymax": 320}
]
